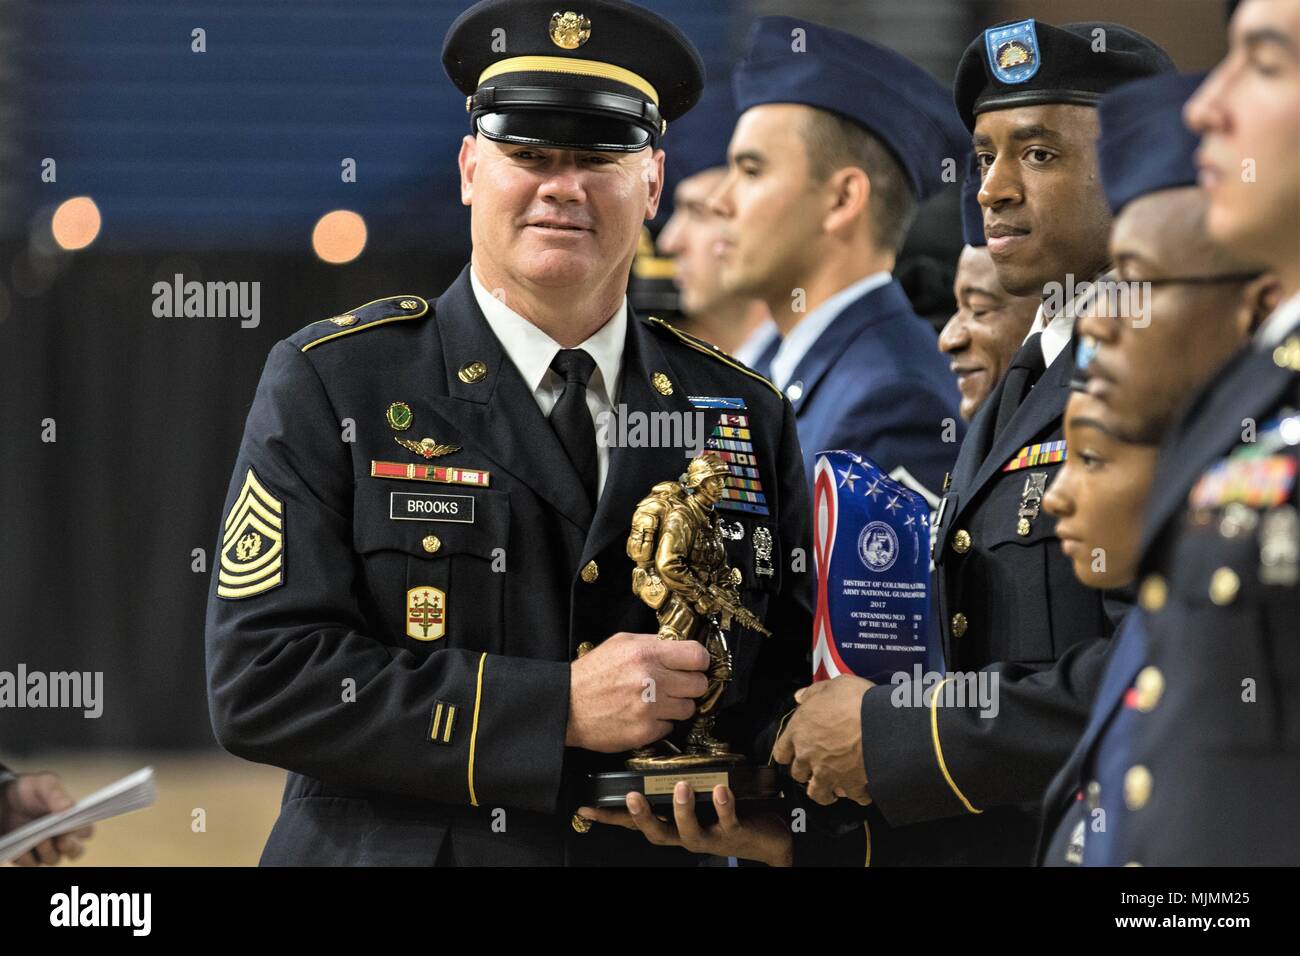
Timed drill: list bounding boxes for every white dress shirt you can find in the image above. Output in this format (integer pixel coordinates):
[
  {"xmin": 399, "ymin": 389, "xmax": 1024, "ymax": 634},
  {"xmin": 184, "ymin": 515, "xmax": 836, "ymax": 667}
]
[
  {"xmin": 768, "ymin": 271, "xmax": 892, "ymax": 393},
  {"xmin": 470, "ymin": 268, "xmax": 626, "ymax": 498},
  {"xmin": 1256, "ymin": 291, "xmax": 1300, "ymax": 349},
  {"xmin": 1024, "ymin": 301, "xmax": 1075, "ymax": 368}
]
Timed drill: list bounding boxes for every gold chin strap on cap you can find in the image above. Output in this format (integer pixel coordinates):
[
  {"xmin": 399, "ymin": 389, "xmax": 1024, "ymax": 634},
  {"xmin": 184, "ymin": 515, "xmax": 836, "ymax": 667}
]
[{"xmin": 477, "ymin": 55, "xmax": 659, "ymax": 105}]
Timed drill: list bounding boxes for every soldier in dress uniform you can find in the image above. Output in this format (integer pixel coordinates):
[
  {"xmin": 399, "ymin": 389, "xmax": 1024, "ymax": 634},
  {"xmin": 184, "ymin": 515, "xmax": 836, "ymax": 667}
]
[
  {"xmin": 204, "ymin": 0, "xmax": 815, "ymax": 867},
  {"xmin": 710, "ymin": 16, "xmax": 968, "ymax": 502},
  {"xmin": 772, "ymin": 20, "xmax": 1176, "ymax": 866},
  {"xmin": 1042, "ymin": 0, "xmax": 1300, "ymax": 864}
]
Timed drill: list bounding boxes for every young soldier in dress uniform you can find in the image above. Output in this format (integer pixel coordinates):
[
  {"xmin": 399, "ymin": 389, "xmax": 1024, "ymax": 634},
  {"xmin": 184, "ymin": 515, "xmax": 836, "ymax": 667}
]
[
  {"xmin": 709, "ymin": 16, "xmax": 968, "ymax": 502},
  {"xmin": 204, "ymin": 0, "xmax": 814, "ymax": 867},
  {"xmin": 772, "ymin": 20, "xmax": 1176, "ymax": 866},
  {"xmin": 1042, "ymin": 0, "xmax": 1300, "ymax": 864}
]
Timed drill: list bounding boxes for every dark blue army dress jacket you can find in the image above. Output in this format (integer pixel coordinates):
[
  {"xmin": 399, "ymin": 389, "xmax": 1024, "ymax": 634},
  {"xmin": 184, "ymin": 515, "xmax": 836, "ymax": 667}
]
[{"xmin": 204, "ymin": 265, "xmax": 814, "ymax": 866}]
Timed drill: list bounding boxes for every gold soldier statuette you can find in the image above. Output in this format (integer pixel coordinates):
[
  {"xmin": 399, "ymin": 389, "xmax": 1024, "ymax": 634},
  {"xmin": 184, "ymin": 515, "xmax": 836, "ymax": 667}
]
[{"xmin": 625, "ymin": 451, "xmax": 771, "ymax": 771}]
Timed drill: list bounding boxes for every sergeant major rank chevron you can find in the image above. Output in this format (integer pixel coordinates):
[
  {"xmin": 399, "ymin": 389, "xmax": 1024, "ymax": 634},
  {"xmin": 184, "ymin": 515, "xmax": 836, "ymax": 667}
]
[{"xmin": 217, "ymin": 468, "xmax": 284, "ymax": 599}]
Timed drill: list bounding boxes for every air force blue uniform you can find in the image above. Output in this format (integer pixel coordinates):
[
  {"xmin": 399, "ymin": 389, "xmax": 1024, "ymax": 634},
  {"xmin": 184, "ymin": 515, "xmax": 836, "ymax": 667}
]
[{"xmin": 734, "ymin": 17, "xmax": 968, "ymax": 499}]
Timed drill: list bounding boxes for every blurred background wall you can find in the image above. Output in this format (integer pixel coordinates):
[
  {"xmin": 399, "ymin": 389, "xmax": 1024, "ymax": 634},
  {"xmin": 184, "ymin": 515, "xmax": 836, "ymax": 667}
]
[{"xmin": 0, "ymin": 0, "xmax": 1231, "ymax": 863}]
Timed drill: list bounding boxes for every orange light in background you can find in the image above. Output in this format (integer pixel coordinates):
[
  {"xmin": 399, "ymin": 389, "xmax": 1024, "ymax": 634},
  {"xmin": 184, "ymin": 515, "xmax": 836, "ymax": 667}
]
[
  {"xmin": 51, "ymin": 196, "xmax": 102, "ymax": 250},
  {"xmin": 312, "ymin": 210, "xmax": 367, "ymax": 264}
]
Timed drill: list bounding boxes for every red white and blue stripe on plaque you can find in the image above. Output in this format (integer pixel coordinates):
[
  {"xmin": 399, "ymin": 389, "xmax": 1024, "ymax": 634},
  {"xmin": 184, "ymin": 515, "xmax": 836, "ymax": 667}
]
[
  {"xmin": 811, "ymin": 450, "xmax": 938, "ymax": 682},
  {"xmin": 689, "ymin": 396, "xmax": 769, "ymax": 516}
]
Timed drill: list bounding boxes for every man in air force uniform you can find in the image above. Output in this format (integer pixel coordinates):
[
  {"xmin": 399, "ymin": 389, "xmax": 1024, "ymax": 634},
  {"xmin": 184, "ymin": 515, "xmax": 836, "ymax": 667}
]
[{"xmin": 204, "ymin": 0, "xmax": 813, "ymax": 867}]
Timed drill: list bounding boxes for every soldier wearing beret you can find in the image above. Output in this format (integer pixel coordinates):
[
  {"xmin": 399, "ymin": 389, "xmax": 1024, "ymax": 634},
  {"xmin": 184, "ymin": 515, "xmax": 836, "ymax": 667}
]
[
  {"xmin": 204, "ymin": 0, "xmax": 814, "ymax": 867},
  {"xmin": 774, "ymin": 19, "xmax": 1176, "ymax": 866},
  {"xmin": 1044, "ymin": 0, "xmax": 1300, "ymax": 865}
]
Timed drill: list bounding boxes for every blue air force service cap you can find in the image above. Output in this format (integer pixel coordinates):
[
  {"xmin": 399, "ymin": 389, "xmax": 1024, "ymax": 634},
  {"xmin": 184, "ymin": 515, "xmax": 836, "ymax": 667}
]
[
  {"xmin": 664, "ymin": 80, "xmax": 738, "ymax": 185},
  {"xmin": 954, "ymin": 19, "xmax": 1175, "ymax": 131},
  {"xmin": 960, "ymin": 152, "xmax": 985, "ymax": 247},
  {"xmin": 732, "ymin": 16, "xmax": 968, "ymax": 202},
  {"xmin": 442, "ymin": 0, "xmax": 705, "ymax": 152},
  {"xmin": 1098, "ymin": 72, "xmax": 1206, "ymax": 215}
]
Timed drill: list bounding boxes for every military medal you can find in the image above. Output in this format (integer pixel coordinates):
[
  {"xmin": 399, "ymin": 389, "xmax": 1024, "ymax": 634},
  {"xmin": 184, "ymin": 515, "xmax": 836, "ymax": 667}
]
[
  {"xmin": 1017, "ymin": 471, "xmax": 1048, "ymax": 536},
  {"xmin": 371, "ymin": 460, "xmax": 490, "ymax": 487},
  {"xmin": 689, "ymin": 396, "xmax": 770, "ymax": 516}
]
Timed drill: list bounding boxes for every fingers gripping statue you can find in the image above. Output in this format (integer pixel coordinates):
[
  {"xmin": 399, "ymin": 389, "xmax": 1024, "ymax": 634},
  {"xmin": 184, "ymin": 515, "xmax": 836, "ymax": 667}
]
[{"xmin": 626, "ymin": 451, "xmax": 771, "ymax": 769}]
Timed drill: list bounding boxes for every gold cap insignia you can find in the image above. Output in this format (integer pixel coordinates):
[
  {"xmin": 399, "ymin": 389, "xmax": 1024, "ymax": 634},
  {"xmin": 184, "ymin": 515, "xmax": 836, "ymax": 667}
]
[{"xmin": 549, "ymin": 11, "xmax": 591, "ymax": 49}]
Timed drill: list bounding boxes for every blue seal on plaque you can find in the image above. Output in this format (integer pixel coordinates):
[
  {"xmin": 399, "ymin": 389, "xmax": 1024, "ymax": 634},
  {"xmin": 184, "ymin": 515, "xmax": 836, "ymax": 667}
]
[{"xmin": 811, "ymin": 450, "xmax": 941, "ymax": 682}]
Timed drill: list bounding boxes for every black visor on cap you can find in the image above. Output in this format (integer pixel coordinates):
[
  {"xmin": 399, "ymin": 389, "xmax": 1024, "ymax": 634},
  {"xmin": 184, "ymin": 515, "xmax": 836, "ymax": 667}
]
[{"xmin": 476, "ymin": 109, "xmax": 652, "ymax": 152}]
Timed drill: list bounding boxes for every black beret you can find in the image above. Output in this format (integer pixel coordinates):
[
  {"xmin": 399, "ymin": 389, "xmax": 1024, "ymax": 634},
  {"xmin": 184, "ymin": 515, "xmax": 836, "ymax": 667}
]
[
  {"xmin": 953, "ymin": 19, "xmax": 1176, "ymax": 131},
  {"xmin": 442, "ymin": 0, "xmax": 705, "ymax": 152}
]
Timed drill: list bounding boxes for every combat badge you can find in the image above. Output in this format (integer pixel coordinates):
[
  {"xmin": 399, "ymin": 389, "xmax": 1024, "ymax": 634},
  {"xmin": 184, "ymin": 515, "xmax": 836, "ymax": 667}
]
[
  {"xmin": 217, "ymin": 468, "xmax": 284, "ymax": 599},
  {"xmin": 406, "ymin": 586, "xmax": 446, "ymax": 641},
  {"xmin": 1017, "ymin": 471, "xmax": 1048, "ymax": 536}
]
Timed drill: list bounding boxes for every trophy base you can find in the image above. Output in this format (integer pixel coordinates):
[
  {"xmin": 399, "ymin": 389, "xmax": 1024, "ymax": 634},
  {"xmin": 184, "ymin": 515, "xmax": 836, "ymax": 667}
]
[{"xmin": 586, "ymin": 763, "xmax": 781, "ymax": 809}]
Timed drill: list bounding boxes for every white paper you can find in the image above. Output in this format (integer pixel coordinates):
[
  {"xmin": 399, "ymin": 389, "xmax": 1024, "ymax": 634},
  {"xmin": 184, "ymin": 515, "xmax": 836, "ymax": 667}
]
[{"xmin": 0, "ymin": 766, "xmax": 156, "ymax": 864}]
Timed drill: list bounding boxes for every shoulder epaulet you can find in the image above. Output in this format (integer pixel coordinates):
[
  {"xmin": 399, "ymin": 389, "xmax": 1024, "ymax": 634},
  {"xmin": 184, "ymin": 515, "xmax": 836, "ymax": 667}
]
[
  {"xmin": 294, "ymin": 295, "xmax": 431, "ymax": 352},
  {"xmin": 645, "ymin": 315, "xmax": 782, "ymax": 400}
]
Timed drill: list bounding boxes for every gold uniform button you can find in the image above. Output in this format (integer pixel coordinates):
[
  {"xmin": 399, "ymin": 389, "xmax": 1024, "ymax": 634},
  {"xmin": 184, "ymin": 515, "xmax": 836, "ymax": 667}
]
[
  {"xmin": 1124, "ymin": 765, "xmax": 1152, "ymax": 811},
  {"xmin": 951, "ymin": 612, "xmax": 968, "ymax": 638},
  {"xmin": 1209, "ymin": 566, "xmax": 1240, "ymax": 605},
  {"xmin": 581, "ymin": 560, "xmax": 599, "ymax": 583},
  {"xmin": 952, "ymin": 529, "xmax": 972, "ymax": 554},
  {"xmin": 422, "ymin": 535, "xmax": 441, "ymax": 554},
  {"xmin": 571, "ymin": 813, "xmax": 592, "ymax": 834},
  {"xmin": 1138, "ymin": 574, "xmax": 1167, "ymax": 612},
  {"xmin": 575, "ymin": 641, "xmax": 595, "ymax": 659},
  {"xmin": 1085, "ymin": 780, "xmax": 1101, "ymax": 812},
  {"xmin": 1135, "ymin": 666, "xmax": 1165, "ymax": 712}
]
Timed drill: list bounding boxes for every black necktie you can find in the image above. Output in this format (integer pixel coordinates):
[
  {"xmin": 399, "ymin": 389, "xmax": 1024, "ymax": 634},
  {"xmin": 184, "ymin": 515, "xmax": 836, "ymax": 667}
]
[
  {"xmin": 549, "ymin": 349, "xmax": 599, "ymax": 506},
  {"xmin": 992, "ymin": 332, "xmax": 1046, "ymax": 443}
]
